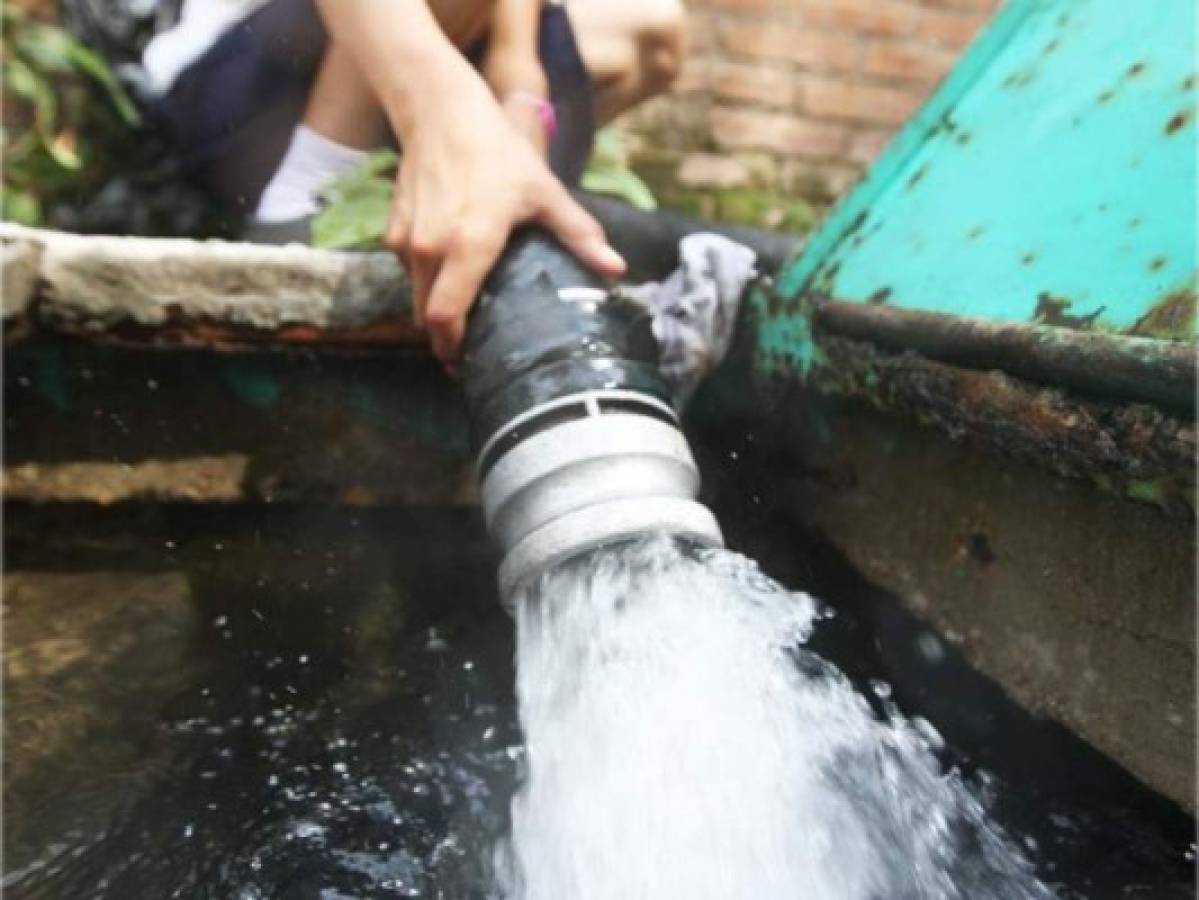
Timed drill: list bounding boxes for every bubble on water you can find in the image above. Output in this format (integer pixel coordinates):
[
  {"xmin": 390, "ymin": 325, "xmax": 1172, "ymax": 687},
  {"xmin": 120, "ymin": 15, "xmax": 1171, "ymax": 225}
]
[
  {"xmin": 291, "ymin": 821, "xmax": 326, "ymax": 841},
  {"xmin": 916, "ymin": 630, "xmax": 947, "ymax": 664}
]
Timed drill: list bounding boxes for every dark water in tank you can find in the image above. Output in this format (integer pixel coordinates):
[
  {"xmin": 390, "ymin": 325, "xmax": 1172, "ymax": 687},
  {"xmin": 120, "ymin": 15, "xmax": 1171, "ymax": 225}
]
[{"xmin": 3, "ymin": 494, "xmax": 1194, "ymax": 899}]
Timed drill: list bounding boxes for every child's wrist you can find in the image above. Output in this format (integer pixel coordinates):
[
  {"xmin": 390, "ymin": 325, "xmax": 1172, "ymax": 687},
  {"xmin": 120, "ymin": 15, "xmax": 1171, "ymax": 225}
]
[{"xmin": 504, "ymin": 90, "xmax": 557, "ymax": 143}]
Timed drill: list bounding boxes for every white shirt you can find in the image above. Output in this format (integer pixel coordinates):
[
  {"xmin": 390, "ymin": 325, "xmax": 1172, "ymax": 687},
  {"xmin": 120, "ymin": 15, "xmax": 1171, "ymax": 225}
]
[{"xmin": 142, "ymin": 0, "xmax": 269, "ymax": 95}]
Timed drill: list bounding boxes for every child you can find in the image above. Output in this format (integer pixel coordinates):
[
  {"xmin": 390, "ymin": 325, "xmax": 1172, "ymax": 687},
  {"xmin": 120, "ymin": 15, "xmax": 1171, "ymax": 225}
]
[{"xmin": 143, "ymin": 0, "xmax": 684, "ymax": 365}]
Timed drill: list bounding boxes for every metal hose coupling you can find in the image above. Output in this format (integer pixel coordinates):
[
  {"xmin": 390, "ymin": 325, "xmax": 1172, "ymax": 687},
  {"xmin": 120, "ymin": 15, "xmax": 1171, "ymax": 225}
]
[{"xmin": 462, "ymin": 229, "xmax": 724, "ymax": 603}]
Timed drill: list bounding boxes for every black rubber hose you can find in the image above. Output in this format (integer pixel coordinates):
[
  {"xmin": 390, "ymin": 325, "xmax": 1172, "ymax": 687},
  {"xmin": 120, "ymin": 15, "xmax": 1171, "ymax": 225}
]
[
  {"xmin": 461, "ymin": 228, "xmax": 670, "ymax": 456},
  {"xmin": 574, "ymin": 191, "xmax": 803, "ymax": 280}
]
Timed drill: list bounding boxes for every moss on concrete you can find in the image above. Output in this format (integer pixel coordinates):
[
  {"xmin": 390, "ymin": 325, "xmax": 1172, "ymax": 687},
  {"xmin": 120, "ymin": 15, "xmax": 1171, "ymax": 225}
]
[
  {"xmin": 640, "ymin": 172, "xmax": 822, "ymax": 233},
  {"xmin": 627, "ymin": 149, "xmax": 821, "ymax": 234}
]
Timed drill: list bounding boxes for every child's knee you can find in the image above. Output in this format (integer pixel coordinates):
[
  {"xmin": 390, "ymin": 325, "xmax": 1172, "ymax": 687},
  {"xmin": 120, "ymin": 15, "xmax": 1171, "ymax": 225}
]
[{"xmin": 637, "ymin": 0, "xmax": 685, "ymax": 96}]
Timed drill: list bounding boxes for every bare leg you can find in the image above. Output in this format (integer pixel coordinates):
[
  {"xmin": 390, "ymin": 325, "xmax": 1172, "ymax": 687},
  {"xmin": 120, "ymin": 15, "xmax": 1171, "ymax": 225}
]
[
  {"xmin": 303, "ymin": 43, "xmax": 388, "ymax": 149},
  {"xmin": 304, "ymin": 0, "xmax": 495, "ymax": 148},
  {"xmin": 293, "ymin": 0, "xmax": 683, "ymax": 162},
  {"xmin": 256, "ymin": 0, "xmax": 496, "ymax": 221},
  {"xmin": 566, "ymin": 0, "xmax": 685, "ymax": 123}
]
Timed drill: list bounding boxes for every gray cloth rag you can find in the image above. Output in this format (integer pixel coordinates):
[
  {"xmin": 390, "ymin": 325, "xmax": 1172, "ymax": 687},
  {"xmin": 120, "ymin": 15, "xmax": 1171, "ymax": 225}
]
[{"xmin": 624, "ymin": 233, "xmax": 758, "ymax": 408}]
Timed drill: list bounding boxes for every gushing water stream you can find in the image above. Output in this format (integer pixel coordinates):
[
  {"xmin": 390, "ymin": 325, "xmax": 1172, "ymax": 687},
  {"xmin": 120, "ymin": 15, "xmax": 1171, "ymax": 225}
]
[{"xmin": 496, "ymin": 535, "xmax": 1052, "ymax": 900}]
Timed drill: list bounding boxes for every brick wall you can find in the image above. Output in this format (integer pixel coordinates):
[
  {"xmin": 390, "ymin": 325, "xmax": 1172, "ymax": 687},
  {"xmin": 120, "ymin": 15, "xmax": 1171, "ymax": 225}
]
[{"xmin": 622, "ymin": 0, "xmax": 1002, "ymax": 228}]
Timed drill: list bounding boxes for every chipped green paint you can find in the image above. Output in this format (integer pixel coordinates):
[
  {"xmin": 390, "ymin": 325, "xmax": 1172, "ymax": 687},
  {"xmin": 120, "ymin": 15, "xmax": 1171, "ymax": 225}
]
[
  {"xmin": 750, "ymin": 281, "xmax": 825, "ymax": 377},
  {"xmin": 770, "ymin": 0, "xmax": 1197, "ymax": 357}
]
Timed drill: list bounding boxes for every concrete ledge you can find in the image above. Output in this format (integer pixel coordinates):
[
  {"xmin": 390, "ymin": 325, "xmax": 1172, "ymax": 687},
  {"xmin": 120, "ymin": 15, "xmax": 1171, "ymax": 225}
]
[
  {"xmin": 3, "ymin": 456, "xmax": 250, "ymax": 505},
  {"xmin": 2, "ymin": 239, "xmax": 40, "ymax": 319},
  {"xmin": 1, "ymin": 224, "xmax": 420, "ymax": 349}
]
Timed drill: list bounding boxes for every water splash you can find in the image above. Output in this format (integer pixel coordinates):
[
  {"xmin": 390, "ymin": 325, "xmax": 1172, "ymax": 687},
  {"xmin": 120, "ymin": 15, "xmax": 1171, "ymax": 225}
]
[{"xmin": 497, "ymin": 535, "xmax": 1052, "ymax": 900}]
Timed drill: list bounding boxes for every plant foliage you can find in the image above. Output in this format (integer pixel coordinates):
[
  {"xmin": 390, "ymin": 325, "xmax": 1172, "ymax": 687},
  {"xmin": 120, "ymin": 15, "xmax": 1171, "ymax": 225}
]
[
  {"xmin": 579, "ymin": 128, "xmax": 657, "ymax": 212},
  {"xmin": 2, "ymin": 4, "xmax": 141, "ymax": 226},
  {"xmin": 310, "ymin": 128, "xmax": 659, "ymax": 250},
  {"xmin": 310, "ymin": 149, "xmax": 398, "ymax": 251}
]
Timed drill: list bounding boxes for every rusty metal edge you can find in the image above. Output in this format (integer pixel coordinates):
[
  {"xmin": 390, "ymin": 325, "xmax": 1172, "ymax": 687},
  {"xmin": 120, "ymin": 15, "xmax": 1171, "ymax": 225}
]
[
  {"xmin": 813, "ymin": 298, "xmax": 1198, "ymax": 415},
  {"xmin": 750, "ymin": 328, "xmax": 1196, "ymax": 517}
]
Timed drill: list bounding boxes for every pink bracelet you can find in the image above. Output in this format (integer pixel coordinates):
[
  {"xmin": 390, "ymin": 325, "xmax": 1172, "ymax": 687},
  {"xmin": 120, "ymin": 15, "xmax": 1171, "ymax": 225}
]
[{"xmin": 507, "ymin": 90, "xmax": 558, "ymax": 142}]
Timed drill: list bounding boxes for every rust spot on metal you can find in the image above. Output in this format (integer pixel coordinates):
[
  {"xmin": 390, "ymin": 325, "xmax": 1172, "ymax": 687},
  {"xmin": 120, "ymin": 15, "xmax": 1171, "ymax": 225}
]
[
  {"xmin": 1148, "ymin": 256, "xmax": 1168, "ymax": 272},
  {"xmin": 930, "ymin": 112, "xmax": 960, "ymax": 136},
  {"xmin": 1034, "ymin": 292, "xmax": 1104, "ymax": 330},
  {"xmin": 867, "ymin": 287, "xmax": 892, "ymax": 305},
  {"xmin": 1003, "ymin": 69, "xmax": 1036, "ymax": 90},
  {"xmin": 954, "ymin": 131, "xmax": 973, "ymax": 146},
  {"xmin": 846, "ymin": 211, "xmax": 868, "ymax": 236},
  {"xmin": 1182, "ymin": 74, "xmax": 1197, "ymax": 91},
  {"xmin": 36, "ymin": 314, "xmax": 428, "ymax": 353},
  {"xmin": 785, "ymin": 333, "xmax": 1196, "ymax": 516},
  {"xmin": 1165, "ymin": 108, "xmax": 1192, "ymax": 135},
  {"xmin": 966, "ymin": 225, "xmax": 986, "ymax": 241},
  {"xmin": 1129, "ymin": 289, "xmax": 1198, "ymax": 340},
  {"xmin": 906, "ymin": 165, "xmax": 929, "ymax": 190},
  {"xmin": 1041, "ymin": 39, "xmax": 1060, "ymax": 57},
  {"xmin": 1129, "ymin": 216, "xmax": 1144, "ymax": 229},
  {"xmin": 1095, "ymin": 63, "xmax": 1148, "ymax": 107},
  {"xmin": 1021, "ymin": 252, "xmax": 1038, "ymax": 266}
]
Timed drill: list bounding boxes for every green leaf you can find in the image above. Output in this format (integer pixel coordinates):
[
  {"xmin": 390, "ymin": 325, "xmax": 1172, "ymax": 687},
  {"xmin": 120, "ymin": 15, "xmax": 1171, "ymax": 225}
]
[
  {"xmin": 356, "ymin": 148, "xmax": 401, "ymax": 178},
  {"xmin": 581, "ymin": 165, "xmax": 658, "ymax": 211},
  {"xmin": 4, "ymin": 55, "xmax": 46, "ymax": 107},
  {"xmin": 15, "ymin": 23, "xmax": 79, "ymax": 73},
  {"xmin": 16, "ymin": 23, "xmax": 141, "ymax": 125},
  {"xmin": 5, "ymin": 55, "xmax": 61, "ymax": 154},
  {"xmin": 581, "ymin": 126, "xmax": 657, "ymax": 210},
  {"xmin": 46, "ymin": 129, "xmax": 81, "ymax": 170},
  {"xmin": 310, "ymin": 150, "xmax": 398, "ymax": 250},
  {"xmin": 589, "ymin": 127, "xmax": 627, "ymax": 167},
  {"xmin": 1, "ymin": 187, "xmax": 43, "ymax": 226}
]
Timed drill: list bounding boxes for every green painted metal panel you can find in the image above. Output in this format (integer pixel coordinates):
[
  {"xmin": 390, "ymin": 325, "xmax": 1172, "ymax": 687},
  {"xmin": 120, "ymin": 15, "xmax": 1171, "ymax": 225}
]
[{"xmin": 774, "ymin": 0, "xmax": 1197, "ymax": 345}]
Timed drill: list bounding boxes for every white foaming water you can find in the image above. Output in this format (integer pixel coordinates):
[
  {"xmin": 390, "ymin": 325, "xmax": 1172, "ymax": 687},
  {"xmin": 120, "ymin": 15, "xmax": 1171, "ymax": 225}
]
[{"xmin": 495, "ymin": 535, "xmax": 1053, "ymax": 900}]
